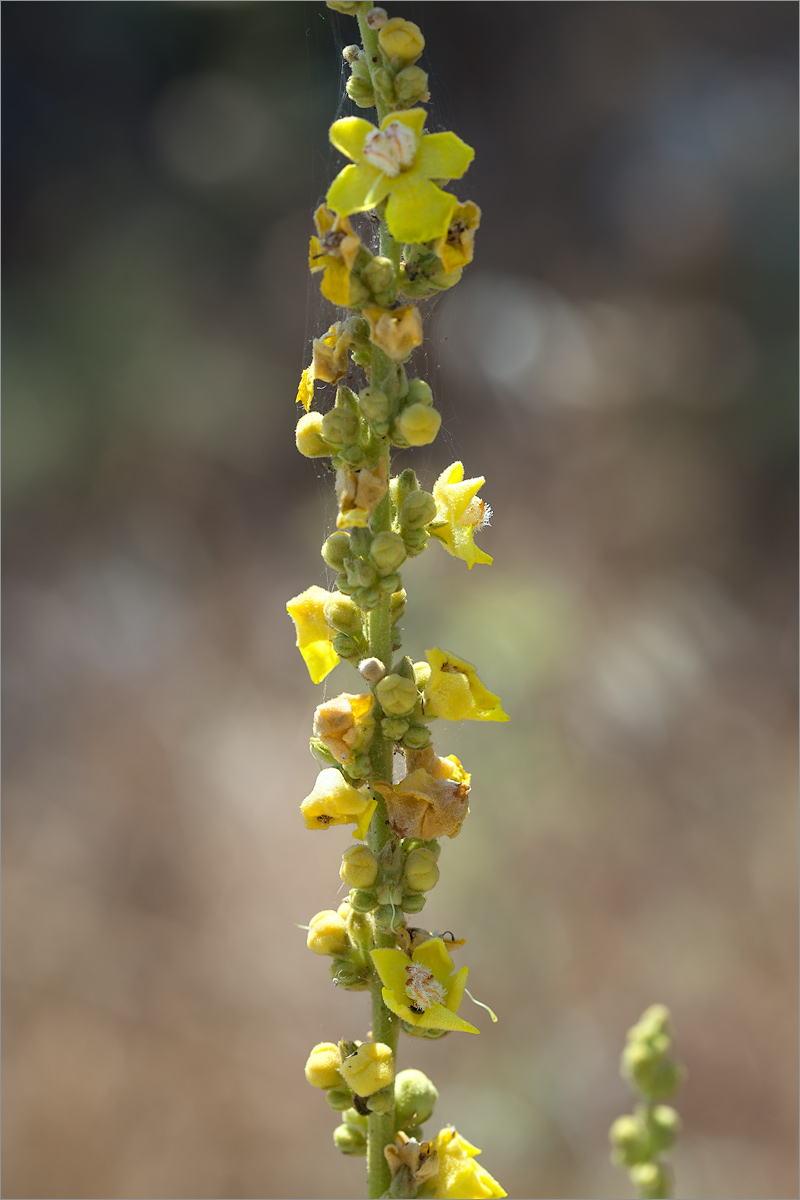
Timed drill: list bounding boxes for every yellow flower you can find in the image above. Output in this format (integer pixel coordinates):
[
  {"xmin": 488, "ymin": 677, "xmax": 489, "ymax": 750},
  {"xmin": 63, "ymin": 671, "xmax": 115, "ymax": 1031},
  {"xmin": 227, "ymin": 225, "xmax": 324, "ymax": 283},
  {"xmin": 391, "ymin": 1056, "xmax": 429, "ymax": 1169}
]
[
  {"xmin": 300, "ymin": 768, "xmax": 377, "ymax": 838},
  {"xmin": 327, "ymin": 109, "xmax": 474, "ymax": 244},
  {"xmin": 336, "ymin": 458, "xmax": 388, "ymax": 528},
  {"xmin": 427, "ymin": 1128, "xmax": 507, "ymax": 1199},
  {"xmin": 432, "ymin": 201, "xmax": 481, "ymax": 275},
  {"xmin": 364, "ymin": 304, "xmax": 422, "ymax": 362},
  {"xmin": 313, "ymin": 692, "xmax": 376, "ymax": 765},
  {"xmin": 374, "ymin": 747, "xmax": 470, "ymax": 840},
  {"xmin": 308, "ymin": 205, "xmax": 363, "ymax": 307},
  {"xmin": 422, "ymin": 649, "xmax": 509, "ymax": 723},
  {"xmin": 430, "ymin": 462, "xmax": 493, "ymax": 569},
  {"xmin": 295, "ymin": 323, "xmax": 352, "ymax": 413},
  {"xmin": 339, "ymin": 1041, "xmax": 395, "ymax": 1097},
  {"xmin": 371, "ymin": 937, "xmax": 478, "ymax": 1034},
  {"xmin": 286, "ymin": 585, "xmax": 339, "ymax": 683}
]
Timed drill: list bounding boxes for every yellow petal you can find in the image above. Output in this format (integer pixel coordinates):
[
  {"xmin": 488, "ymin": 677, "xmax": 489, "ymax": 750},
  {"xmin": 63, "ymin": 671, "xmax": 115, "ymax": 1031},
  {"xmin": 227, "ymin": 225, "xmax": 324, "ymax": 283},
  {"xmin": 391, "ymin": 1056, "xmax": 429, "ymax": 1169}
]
[
  {"xmin": 296, "ymin": 364, "xmax": 315, "ymax": 413},
  {"xmin": 286, "ymin": 585, "xmax": 339, "ymax": 682}
]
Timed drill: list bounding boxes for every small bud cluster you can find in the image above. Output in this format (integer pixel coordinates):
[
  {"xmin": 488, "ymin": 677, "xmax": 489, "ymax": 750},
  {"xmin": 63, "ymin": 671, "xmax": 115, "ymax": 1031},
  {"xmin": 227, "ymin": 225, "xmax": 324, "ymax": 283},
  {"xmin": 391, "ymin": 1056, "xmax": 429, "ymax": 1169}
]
[
  {"xmin": 343, "ymin": 11, "xmax": 429, "ymax": 112},
  {"xmin": 610, "ymin": 1006, "xmax": 684, "ymax": 1200}
]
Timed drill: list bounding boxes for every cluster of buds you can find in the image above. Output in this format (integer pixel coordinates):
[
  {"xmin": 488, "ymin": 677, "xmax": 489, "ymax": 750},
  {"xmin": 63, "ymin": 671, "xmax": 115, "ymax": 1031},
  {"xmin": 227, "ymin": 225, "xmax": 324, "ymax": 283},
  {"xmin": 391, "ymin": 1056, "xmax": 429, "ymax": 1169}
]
[
  {"xmin": 609, "ymin": 1006, "xmax": 684, "ymax": 1200},
  {"xmin": 288, "ymin": 4, "xmax": 506, "ymax": 1197}
]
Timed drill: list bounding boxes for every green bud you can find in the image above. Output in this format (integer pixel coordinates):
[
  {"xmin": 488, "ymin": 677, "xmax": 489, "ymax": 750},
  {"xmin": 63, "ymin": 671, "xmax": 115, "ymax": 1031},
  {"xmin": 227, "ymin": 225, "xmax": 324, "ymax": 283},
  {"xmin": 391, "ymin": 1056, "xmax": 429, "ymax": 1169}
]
[
  {"xmin": 336, "ymin": 574, "xmax": 357, "ymax": 596},
  {"xmin": 378, "ymin": 572, "xmax": 402, "ymax": 595},
  {"xmin": 342, "ymin": 1106, "xmax": 368, "ymax": 1130},
  {"xmin": 324, "ymin": 594, "xmax": 363, "ymax": 636},
  {"xmin": 371, "ymin": 66, "xmax": 396, "ymax": 106},
  {"xmin": 406, "ymin": 378, "xmax": 433, "ymax": 406},
  {"xmin": 402, "ymin": 724, "xmax": 431, "ymax": 750},
  {"xmin": 394, "ymin": 1068, "xmax": 438, "ymax": 1129},
  {"xmin": 326, "ymin": 1087, "xmax": 353, "ymax": 1111},
  {"xmin": 340, "ymin": 845, "xmax": 379, "ymax": 890},
  {"xmin": 647, "ymin": 1105, "xmax": 681, "ymax": 1154},
  {"xmin": 310, "ymin": 737, "xmax": 339, "ymax": 768},
  {"xmin": 383, "ymin": 364, "xmax": 409, "ymax": 401},
  {"xmin": 374, "ymin": 904, "xmax": 403, "ymax": 934},
  {"xmin": 404, "ymin": 847, "xmax": 439, "ymax": 892},
  {"xmin": 609, "ymin": 1115, "xmax": 651, "ymax": 1167},
  {"xmin": 331, "ymin": 632, "xmax": 357, "ymax": 658},
  {"xmin": 393, "ymin": 65, "xmax": 430, "ymax": 107},
  {"xmin": 400, "ymin": 892, "xmax": 427, "ymax": 913},
  {"xmin": 322, "ymin": 407, "xmax": 361, "ymax": 445},
  {"xmin": 402, "ymin": 528, "xmax": 429, "ymax": 553},
  {"xmin": 400, "ymin": 490, "xmax": 437, "ymax": 529},
  {"xmin": 629, "ymin": 1162, "xmax": 671, "ymax": 1200},
  {"xmin": 376, "ymin": 881, "xmax": 404, "ymax": 907},
  {"xmin": 390, "ymin": 467, "xmax": 418, "ymax": 510},
  {"xmin": 346, "ymin": 75, "xmax": 376, "ymax": 108},
  {"xmin": 366, "ymin": 1087, "xmax": 393, "ymax": 1115},
  {"xmin": 333, "ymin": 1122, "xmax": 366, "ymax": 1155},
  {"xmin": 370, "ymin": 531, "xmax": 407, "ymax": 574},
  {"xmin": 391, "ymin": 587, "xmax": 407, "ymax": 622},
  {"xmin": 382, "ymin": 716, "xmax": 410, "ymax": 740},
  {"xmin": 358, "ymin": 386, "xmax": 390, "ymax": 423},
  {"xmin": 395, "ymin": 403, "xmax": 442, "ymax": 447},
  {"xmin": 400, "ymin": 1019, "xmax": 445, "ymax": 1040},
  {"xmin": 343, "ymin": 753, "xmax": 372, "ymax": 780},
  {"xmin": 338, "ymin": 444, "xmax": 367, "ymax": 468},
  {"xmin": 349, "ymin": 889, "xmax": 378, "ymax": 913},
  {"xmin": 295, "ymin": 411, "xmax": 331, "ymax": 458},
  {"xmin": 375, "ymin": 673, "xmax": 418, "ymax": 717},
  {"xmin": 354, "ymin": 585, "xmax": 381, "ymax": 611},
  {"xmin": 634, "ymin": 1005, "xmax": 671, "ymax": 1041},
  {"xmin": 330, "ymin": 959, "xmax": 369, "ymax": 990},
  {"xmin": 345, "ymin": 557, "xmax": 377, "ymax": 588},
  {"xmin": 322, "ymin": 531, "xmax": 351, "ymax": 571},
  {"xmin": 363, "ymin": 256, "xmax": 396, "ymax": 296}
]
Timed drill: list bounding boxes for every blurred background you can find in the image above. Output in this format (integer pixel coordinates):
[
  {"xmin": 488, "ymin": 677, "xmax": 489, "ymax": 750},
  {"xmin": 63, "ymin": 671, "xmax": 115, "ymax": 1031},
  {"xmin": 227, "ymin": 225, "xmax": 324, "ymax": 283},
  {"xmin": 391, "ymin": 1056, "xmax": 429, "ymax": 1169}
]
[{"xmin": 2, "ymin": 3, "xmax": 797, "ymax": 1198}]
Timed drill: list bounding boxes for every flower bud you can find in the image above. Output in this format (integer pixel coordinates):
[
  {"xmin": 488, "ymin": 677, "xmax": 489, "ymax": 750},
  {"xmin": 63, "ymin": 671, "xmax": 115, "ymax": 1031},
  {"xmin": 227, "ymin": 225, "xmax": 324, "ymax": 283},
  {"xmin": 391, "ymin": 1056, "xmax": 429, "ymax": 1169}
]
[
  {"xmin": 406, "ymin": 378, "xmax": 433, "ymax": 406},
  {"xmin": 340, "ymin": 844, "xmax": 379, "ymax": 889},
  {"xmin": 376, "ymin": 880, "xmax": 404, "ymax": 907},
  {"xmin": 394, "ymin": 1068, "xmax": 438, "ymax": 1128},
  {"xmin": 296, "ymin": 411, "xmax": 330, "ymax": 458},
  {"xmin": 322, "ymin": 407, "xmax": 361, "ymax": 446},
  {"xmin": 404, "ymin": 847, "xmax": 439, "ymax": 892},
  {"xmin": 382, "ymin": 717, "xmax": 410, "ymax": 740},
  {"xmin": 391, "ymin": 587, "xmax": 407, "ymax": 622},
  {"xmin": 366, "ymin": 1087, "xmax": 393, "ymax": 1114},
  {"xmin": 342, "ymin": 44, "xmax": 361, "ymax": 65},
  {"xmin": 304, "ymin": 1042, "xmax": 343, "ymax": 1090},
  {"xmin": 400, "ymin": 892, "xmax": 427, "ymax": 913},
  {"xmin": 349, "ymin": 888, "xmax": 378, "ymax": 913},
  {"xmin": 358, "ymin": 387, "xmax": 390, "ymax": 424},
  {"xmin": 629, "ymin": 1163, "xmax": 671, "ymax": 1200},
  {"xmin": 326, "ymin": 1087, "xmax": 353, "ymax": 1111},
  {"xmin": 339, "ymin": 1042, "xmax": 395, "ymax": 1097},
  {"xmin": 363, "ymin": 256, "xmax": 395, "ymax": 296},
  {"xmin": 402, "ymin": 528, "xmax": 428, "ymax": 552},
  {"xmin": 401, "ymin": 724, "xmax": 431, "ymax": 750},
  {"xmin": 371, "ymin": 67, "xmax": 396, "ymax": 107},
  {"xmin": 393, "ymin": 65, "xmax": 430, "ymax": 107},
  {"xmin": 333, "ymin": 1123, "xmax": 366, "ymax": 1155},
  {"xmin": 359, "ymin": 656, "xmax": 386, "ymax": 683},
  {"xmin": 374, "ymin": 904, "xmax": 403, "ymax": 934},
  {"xmin": 375, "ymin": 673, "xmax": 419, "ymax": 717},
  {"xmin": 327, "ymin": 1, "xmax": 362, "ymax": 12},
  {"xmin": 366, "ymin": 6, "xmax": 388, "ymax": 29},
  {"xmin": 609, "ymin": 1115, "xmax": 651, "ymax": 1167},
  {"xmin": 369, "ymin": 531, "xmax": 407, "ymax": 574},
  {"xmin": 400, "ymin": 490, "xmax": 437, "ymax": 529},
  {"xmin": 307, "ymin": 909, "xmax": 349, "ymax": 957},
  {"xmin": 330, "ymin": 959, "xmax": 369, "ymax": 990},
  {"xmin": 377, "ymin": 572, "xmax": 402, "ymax": 595},
  {"xmin": 395, "ymin": 403, "xmax": 441, "ymax": 447},
  {"xmin": 343, "ymin": 1106, "xmax": 368, "ymax": 1130},
  {"xmin": 648, "ymin": 1104, "xmax": 681, "ymax": 1153},
  {"xmin": 345, "ymin": 556, "xmax": 377, "ymax": 588},
  {"xmin": 324, "ymin": 594, "xmax": 363, "ymax": 636},
  {"xmin": 321, "ymin": 531, "xmax": 351, "ymax": 570},
  {"xmin": 346, "ymin": 75, "xmax": 376, "ymax": 108},
  {"xmin": 378, "ymin": 17, "xmax": 425, "ymax": 63},
  {"xmin": 330, "ymin": 633, "xmax": 357, "ymax": 659}
]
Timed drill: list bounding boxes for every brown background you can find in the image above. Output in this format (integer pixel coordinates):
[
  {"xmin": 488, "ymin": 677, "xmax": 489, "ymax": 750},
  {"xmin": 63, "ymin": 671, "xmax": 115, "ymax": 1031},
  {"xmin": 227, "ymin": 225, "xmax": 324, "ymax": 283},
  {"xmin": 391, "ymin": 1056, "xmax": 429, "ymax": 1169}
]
[{"xmin": 3, "ymin": 3, "xmax": 797, "ymax": 1198}]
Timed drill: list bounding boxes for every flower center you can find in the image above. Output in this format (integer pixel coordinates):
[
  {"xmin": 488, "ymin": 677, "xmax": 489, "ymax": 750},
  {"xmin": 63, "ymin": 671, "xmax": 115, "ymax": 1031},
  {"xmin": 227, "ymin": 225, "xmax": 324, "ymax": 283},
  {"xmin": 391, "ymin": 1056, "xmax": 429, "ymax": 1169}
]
[
  {"xmin": 404, "ymin": 962, "xmax": 446, "ymax": 1012},
  {"xmin": 457, "ymin": 498, "xmax": 492, "ymax": 530},
  {"xmin": 363, "ymin": 121, "xmax": 418, "ymax": 178}
]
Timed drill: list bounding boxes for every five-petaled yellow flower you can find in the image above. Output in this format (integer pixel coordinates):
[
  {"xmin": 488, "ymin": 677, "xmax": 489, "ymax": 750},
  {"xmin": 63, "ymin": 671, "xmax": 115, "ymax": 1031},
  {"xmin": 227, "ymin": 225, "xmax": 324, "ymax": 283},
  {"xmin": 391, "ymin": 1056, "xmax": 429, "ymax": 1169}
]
[
  {"xmin": 300, "ymin": 768, "xmax": 377, "ymax": 838},
  {"xmin": 424, "ymin": 1128, "xmax": 507, "ymax": 1199},
  {"xmin": 430, "ymin": 461, "xmax": 493, "ymax": 569},
  {"xmin": 308, "ymin": 205, "xmax": 363, "ymax": 307},
  {"xmin": 327, "ymin": 109, "xmax": 474, "ymax": 244},
  {"xmin": 286, "ymin": 585, "xmax": 339, "ymax": 683},
  {"xmin": 371, "ymin": 936, "xmax": 478, "ymax": 1034},
  {"xmin": 421, "ymin": 649, "xmax": 509, "ymax": 723}
]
